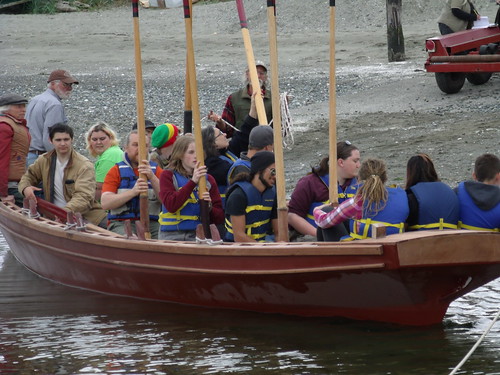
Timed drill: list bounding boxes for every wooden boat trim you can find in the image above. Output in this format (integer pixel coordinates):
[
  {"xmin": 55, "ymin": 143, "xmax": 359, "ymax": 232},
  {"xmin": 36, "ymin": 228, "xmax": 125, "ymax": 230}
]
[
  {"xmin": 397, "ymin": 231, "xmax": 500, "ymax": 266},
  {"xmin": 12, "ymin": 229, "xmax": 385, "ymax": 274},
  {"xmin": 0, "ymin": 203, "xmax": 385, "ymax": 257}
]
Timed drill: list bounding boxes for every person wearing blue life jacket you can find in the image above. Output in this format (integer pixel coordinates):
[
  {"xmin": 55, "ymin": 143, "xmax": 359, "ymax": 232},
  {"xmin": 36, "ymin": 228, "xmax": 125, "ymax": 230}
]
[
  {"xmin": 227, "ymin": 125, "xmax": 274, "ymax": 186},
  {"xmin": 288, "ymin": 141, "xmax": 360, "ymax": 241},
  {"xmin": 405, "ymin": 153, "xmax": 460, "ymax": 231},
  {"xmin": 158, "ymin": 135, "xmax": 224, "ymax": 241},
  {"xmin": 202, "ymin": 125, "xmax": 237, "ymax": 210},
  {"xmin": 101, "ymin": 130, "xmax": 163, "ymax": 238},
  {"xmin": 456, "ymin": 153, "xmax": 500, "ymax": 232},
  {"xmin": 224, "ymin": 151, "xmax": 278, "ymax": 242},
  {"xmin": 314, "ymin": 158, "xmax": 409, "ymax": 241}
]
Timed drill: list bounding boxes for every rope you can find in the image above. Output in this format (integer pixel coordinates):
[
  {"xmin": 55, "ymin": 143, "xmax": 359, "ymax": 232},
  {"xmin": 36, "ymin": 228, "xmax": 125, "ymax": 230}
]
[
  {"xmin": 448, "ymin": 307, "xmax": 500, "ymax": 375},
  {"xmin": 269, "ymin": 92, "xmax": 295, "ymax": 148}
]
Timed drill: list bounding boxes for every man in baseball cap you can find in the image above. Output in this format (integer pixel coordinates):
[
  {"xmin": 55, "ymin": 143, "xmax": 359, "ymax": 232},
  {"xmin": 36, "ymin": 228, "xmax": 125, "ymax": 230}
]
[
  {"xmin": 208, "ymin": 60, "xmax": 273, "ymax": 139},
  {"xmin": 132, "ymin": 119, "xmax": 157, "ymax": 137},
  {"xmin": 47, "ymin": 69, "xmax": 79, "ymax": 84},
  {"xmin": 0, "ymin": 93, "xmax": 30, "ymax": 206},
  {"xmin": 25, "ymin": 69, "xmax": 79, "ymax": 166},
  {"xmin": 227, "ymin": 125, "xmax": 274, "ymax": 185}
]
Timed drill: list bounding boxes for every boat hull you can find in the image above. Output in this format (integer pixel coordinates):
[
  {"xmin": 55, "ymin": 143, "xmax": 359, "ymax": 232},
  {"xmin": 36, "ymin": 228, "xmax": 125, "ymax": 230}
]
[{"xmin": 1, "ymin": 202, "xmax": 499, "ymax": 326}]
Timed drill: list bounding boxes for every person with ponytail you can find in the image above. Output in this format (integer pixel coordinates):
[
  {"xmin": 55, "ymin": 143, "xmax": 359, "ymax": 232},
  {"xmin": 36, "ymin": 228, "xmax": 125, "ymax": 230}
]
[{"xmin": 313, "ymin": 158, "xmax": 409, "ymax": 241}]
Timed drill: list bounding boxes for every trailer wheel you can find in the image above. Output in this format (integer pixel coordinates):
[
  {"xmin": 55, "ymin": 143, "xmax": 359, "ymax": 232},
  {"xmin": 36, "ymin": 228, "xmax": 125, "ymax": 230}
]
[
  {"xmin": 435, "ymin": 72, "xmax": 466, "ymax": 94},
  {"xmin": 466, "ymin": 72, "xmax": 492, "ymax": 85}
]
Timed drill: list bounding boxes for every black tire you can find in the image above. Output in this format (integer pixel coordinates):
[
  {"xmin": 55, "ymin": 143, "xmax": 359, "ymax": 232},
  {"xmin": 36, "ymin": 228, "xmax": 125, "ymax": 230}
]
[
  {"xmin": 466, "ymin": 72, "xmax": 492, "ymax": 85},
  {"xmin": 435, "ymin": 72, "xmax": 466, "ymax": 94}
]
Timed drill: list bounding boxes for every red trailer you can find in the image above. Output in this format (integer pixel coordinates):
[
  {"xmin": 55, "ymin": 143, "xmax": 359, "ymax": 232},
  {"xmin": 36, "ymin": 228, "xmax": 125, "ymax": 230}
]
[{"xmin": 424, "ymin": 25, "xmax": 500, "ymax": 93}]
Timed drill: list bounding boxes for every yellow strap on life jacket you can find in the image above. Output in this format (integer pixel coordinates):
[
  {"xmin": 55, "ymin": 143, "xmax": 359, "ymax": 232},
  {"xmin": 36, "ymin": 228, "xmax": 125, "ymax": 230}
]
[
  {"xmin": 458, "ymin": 221, "xmax": 500, "ymax": 232},
  {"xmin": 246, "ymin": 204, "xmax": 273, "ymax": 213},
  {"xmin": 159, "ymin": 190, "xmax": 198, "ymax": 223},
  {"xmin": 350, "ymin": 218, "xmax": 405, "ymax": 240},
  {"xmin": 225, "ymin": 217, "xmax": 270, "ymax": 241},
  {"xmin": 409, "ymin": 218, "xmax": 458, "ymax": 230}
]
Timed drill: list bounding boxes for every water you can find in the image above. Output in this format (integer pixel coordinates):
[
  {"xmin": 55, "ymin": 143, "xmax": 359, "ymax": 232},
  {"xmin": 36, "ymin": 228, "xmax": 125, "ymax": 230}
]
[{"xmin": 0, "ymin": 233, "xmax": 499, "ymax": 375}]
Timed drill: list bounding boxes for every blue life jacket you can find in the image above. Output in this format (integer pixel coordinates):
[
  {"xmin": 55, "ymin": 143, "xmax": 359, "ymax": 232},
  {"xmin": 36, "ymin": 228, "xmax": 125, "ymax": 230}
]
[
  {"xmin": 217, "ymin": 150, "xmax": 237, "ymax": 208},
  {"xmin": 159, "ymin": 172, "xmax": 204, "ymax": 231},
  {"xmin": 457, "ymin": 182, "xmax": 500, "ymax": 231},
  {"xmin": 347, "ymin": 187, "xmax": 409, "ymax": 240},
  {"xmin": 306, "ymin": 175, "xmax": 359, "ymax": 227},
  {"xmin": 227, "ymin": 157, "xmax": 251, "ymax": 185},
  {"xmin": 408, "ymin": 182, "xmax": 460, "ymax": 230},
  {"xmin": 224, "ymin": 181, "xmax": 276, "ymax": 242},
  {"xmin": 107, "ymin": 160, "xmax": 160, "ymax": 221}
]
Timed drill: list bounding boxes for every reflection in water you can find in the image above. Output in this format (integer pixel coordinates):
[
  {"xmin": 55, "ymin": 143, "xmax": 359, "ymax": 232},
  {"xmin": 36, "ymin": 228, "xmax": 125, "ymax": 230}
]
[{"xmin": 0, "ymin": 234, "xmax": 499, "ymax": 374}]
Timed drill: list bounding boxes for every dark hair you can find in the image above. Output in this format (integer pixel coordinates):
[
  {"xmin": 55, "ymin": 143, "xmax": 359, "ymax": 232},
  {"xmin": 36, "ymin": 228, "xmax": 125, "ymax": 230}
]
[
  {"xmin": 474, "ymin": 153, "xmax": 500, "ymax": 182},
  {"xmin": 405, "ymin": 153, "xmax": 439, "ymax": 189},
  {"xmin": 49, "ymin": 123, "xmax": 74, "ymax": 140},
  {"xmin": 201, "ymin": 126, "xmax": 220, "ymax": 159},
  {"xmin": 312, "ymin": 141, "xmax": 359, "ymax": 176}
]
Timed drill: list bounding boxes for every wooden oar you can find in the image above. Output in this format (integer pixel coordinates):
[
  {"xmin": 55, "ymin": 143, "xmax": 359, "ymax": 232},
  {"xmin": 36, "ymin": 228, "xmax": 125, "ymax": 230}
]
[
  {"xmin": 183, "ymin": 0, "xmax": 211, "ymax": 239},
  {"xmin": 184, "ymin": 64, "xmax": 193, "ymax": 134},
  {"xmin": 235, "ymin": 0, "xmax": 268, "ymax": 125},
  {"xmin": 328, "ymin": 0, "xmax": 339, "ymax": 205},
  {"xmin": 183, "ymin": 0, "xmax": 193, "ymax": 134},
  {"xmin": 266, "ymin": 0, "xmax": 288, "ymax": 242},
  {"xmin": 131, "ymin": 0, "xmax": 151, "ymax": 239}
]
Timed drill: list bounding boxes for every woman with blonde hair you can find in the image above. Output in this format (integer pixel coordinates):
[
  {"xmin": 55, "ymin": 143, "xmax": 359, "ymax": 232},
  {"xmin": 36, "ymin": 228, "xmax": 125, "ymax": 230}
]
[
  {"xmin": 85, "ymin": 121, "xmax": 122, "ymax": 200},
  {"xmin": 158, "ymin": 135, "xmax": 224, "ymax": 241},
  {"xmin": 314, "ymin": 158, "xmax": 409, "ymax": 241}
]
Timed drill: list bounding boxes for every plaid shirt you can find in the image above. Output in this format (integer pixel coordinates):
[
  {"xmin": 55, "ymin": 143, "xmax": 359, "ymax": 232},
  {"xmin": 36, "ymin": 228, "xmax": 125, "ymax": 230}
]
[{"xmin": 313, "ymin": 197, "xmax": 364, "ymax": 228}]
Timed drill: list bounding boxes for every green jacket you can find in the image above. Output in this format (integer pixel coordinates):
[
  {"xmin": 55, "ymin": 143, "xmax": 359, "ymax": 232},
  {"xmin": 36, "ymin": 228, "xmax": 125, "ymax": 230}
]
[{"xmin": 230, "ymin": 86, "xmax": 273, "ymax": 129}]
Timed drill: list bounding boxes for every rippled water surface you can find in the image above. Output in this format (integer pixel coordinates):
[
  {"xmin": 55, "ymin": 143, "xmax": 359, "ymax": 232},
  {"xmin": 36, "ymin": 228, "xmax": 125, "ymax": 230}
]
[{"xmin": 0, "ymin": 233, "xmax": 499, "ymax": 375}]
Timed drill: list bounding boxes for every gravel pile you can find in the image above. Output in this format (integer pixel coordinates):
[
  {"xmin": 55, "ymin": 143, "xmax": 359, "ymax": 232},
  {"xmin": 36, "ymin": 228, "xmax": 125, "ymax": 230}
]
[{"xmin": 1, "ymin": 0, "xmax": 499, "ymax": 190}]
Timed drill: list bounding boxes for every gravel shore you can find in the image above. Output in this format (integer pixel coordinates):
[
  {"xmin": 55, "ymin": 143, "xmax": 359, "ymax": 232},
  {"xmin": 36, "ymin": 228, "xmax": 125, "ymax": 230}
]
[{"xmin": 1, "ymin": 0, "xmax": 499, "ymax": 193}]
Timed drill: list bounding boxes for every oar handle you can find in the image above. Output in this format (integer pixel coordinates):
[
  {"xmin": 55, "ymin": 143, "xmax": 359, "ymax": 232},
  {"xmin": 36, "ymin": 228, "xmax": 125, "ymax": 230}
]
[
  {"xmin": 266, "ymin": 0, "xmax": 288, "ymax": 242},
  {"xmin": 183, "ymin": 0, "xmax": 207, "ymax": 194},
  {"xmin": 131, "ymin": 0, "xmax": 151, "ymax": 238},
  {"xmin": 328, "ymin": 0, "xmax": 338, "ymax": 204},
  {"xmin": 236, "ymin": 0, "xmax": 268, "ymax": 125}
]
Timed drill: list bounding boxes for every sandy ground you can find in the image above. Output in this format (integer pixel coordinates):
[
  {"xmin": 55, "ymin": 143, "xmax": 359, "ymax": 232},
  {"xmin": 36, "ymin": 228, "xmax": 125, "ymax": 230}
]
[{"xmin": 0, "ymin": 0, "xmax": 499, "ymax": 192}]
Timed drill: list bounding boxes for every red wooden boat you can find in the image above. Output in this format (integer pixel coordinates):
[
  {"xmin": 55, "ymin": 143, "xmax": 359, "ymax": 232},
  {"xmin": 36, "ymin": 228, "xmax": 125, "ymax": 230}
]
[{"xmin": 0, "ymin": 199, "xmax": 499, "ymax": 326}]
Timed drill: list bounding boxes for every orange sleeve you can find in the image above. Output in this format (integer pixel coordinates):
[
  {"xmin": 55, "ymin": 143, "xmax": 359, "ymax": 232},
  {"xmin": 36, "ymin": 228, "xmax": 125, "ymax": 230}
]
[
  {"xmin": 102, "ymin": 165, "xmax": 121, "ymax": 193},
  {"xmin": 155, "ymin": 166, "xmax": 163, "ymax": 178}
]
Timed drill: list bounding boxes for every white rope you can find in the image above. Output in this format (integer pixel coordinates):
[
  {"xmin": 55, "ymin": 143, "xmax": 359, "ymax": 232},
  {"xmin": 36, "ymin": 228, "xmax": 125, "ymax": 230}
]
[
  {"xmin": 269, "ymin": 92, "xmax": 295, "ymax": 148},
  {"xmin": 448, "ymin": 307, "xmax": 500, "ymax": 375}
]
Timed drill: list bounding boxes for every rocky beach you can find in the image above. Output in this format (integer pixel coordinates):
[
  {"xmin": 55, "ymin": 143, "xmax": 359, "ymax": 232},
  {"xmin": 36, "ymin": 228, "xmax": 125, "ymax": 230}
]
[{"xmin": 1, "ymin": 0, "xmax": 499, "ymax": 192}]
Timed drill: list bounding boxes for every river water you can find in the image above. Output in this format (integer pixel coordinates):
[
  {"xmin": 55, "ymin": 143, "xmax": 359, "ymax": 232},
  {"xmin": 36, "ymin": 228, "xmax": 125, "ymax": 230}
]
[{"xmin": 0, "ymin": 233, "xmax": 498, "ymax": 375}]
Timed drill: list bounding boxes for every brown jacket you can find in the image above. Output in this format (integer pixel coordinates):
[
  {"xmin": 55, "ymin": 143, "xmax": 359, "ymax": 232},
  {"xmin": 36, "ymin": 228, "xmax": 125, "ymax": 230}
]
[{"xmin": 19, "ymin": 149, "xmax": 106, "ymax": 225}]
